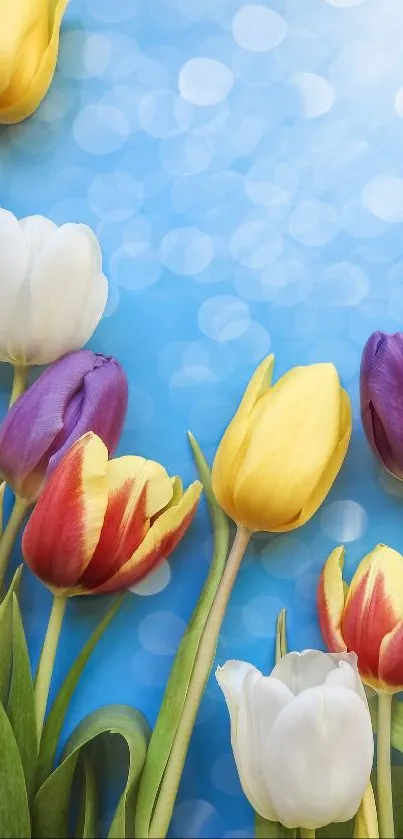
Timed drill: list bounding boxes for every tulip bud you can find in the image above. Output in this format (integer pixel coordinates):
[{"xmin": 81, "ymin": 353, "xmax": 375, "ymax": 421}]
[
  {"xmin": 216, "ymin": 651, "xmax": 373, "ymax": 830},
  {"xmin": 318, "ymin": 543, "xmax": 403, "ymax": 692},
  {"xmin": 0, "ymin": 0, "xmax": 68, "ymax": 124},
  {"xmin": 22, "ymin": 432, "xmax": 202, "ymax": 595},
  {"xmin": 360, "ymin": 331, "xmax": 403, "ymax": 479},
  {"xmin": 0, "ymin": 211, "xmax": 108, "ymax": 366},
  {"xmin": 0, "ymin": 351, "xmax": 128, "ymax": 502},
  {"xmin": 212, "ymin": 354, "xmax": 351, "ymax": 532}
]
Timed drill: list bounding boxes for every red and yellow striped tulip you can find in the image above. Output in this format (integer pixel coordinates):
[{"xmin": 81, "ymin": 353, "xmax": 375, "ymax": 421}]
[
  {"xmin": 318, "ymin": 544, "xmax": 403, "ymax": 692},
  {"xmin": 22, "ymin": 432, "xmax": 202, "ymax": 596}
]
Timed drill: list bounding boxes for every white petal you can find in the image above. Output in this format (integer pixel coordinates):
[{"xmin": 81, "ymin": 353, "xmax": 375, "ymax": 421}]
[
  {"xmin": 216, "ymin": 660, "xmax": 258, "ymax": 728},
  {"xmin": 19, "ymin": 216, "xmax": 59, "ymax": 268},
  {"xmin": 271, "ymin": 650, "xmax": 338, "ymax": 694},
  {"xmin": 265, "ymin": 685, "xmax": 374, "ymax": 829},
  {"xmin": 72, "ymin": 271, "xmax": 108, "ymax": 349},
  {"xmin": 28, "ymin": 223, "xmax": 104, "ymax": 364},
  {"xmin": 217, "ymin": 661, "xmax": 293, "ymax": 821},
  {"xmin": 0, "ymin": 210, "xmax": 28, "ymax": 362}
]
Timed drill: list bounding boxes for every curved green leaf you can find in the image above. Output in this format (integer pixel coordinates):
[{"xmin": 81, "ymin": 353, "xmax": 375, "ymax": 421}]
[
  {"xmin": 7, "ymin": 594, "xmax": 37, "ymax": 801},
  {"xmin": 135, "ymin": 434, "xmax": 229, "ymax": 839},
  {"xmin": 0, "ymin": 699, "xmax": 31, "ymax": 837},
  {"xmin": 33, "ymin": 705, "xmax": 150, "ymax": 839},
  {"xmin": 0, "ymin": 565, "xmax": 22, "ymax": 704},
  {"xmin": 37, "ymin": 593, "xmax": 125, "ymax": 788},
  {"xmin": 75, "ymin": 757, "xmax": 97, "ymax": 839}
]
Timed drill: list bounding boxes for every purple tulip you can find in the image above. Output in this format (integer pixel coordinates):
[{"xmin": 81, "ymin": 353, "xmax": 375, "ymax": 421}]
[
  {"xmin": 360, "ymin": 331, "xmax": 403, "ymax": 478},
  {"xmin": 0, "ymin": 350, "xmax": 128, "ymax": 501}
]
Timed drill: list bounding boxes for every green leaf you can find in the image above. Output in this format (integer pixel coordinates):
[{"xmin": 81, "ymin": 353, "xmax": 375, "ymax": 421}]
[
  {"xmin": 135, "ymin": 434, "xmax": 230, "ymax": 839},
  {"xmin": 0, "ymin": 565, "xmax": 23, "ymax": 704},
  {"xmin": 7, "ymin": 594, "xmax": 37, "ymax": 801},
  {"xmin": 37, "ymin": 593, "xmax": 125, "ymax": 788},
  {"xmin": 275, "ymin": 608, "xmax": 288, "ymax": 665},
  {"xmin": 33, "ymin": 705, "xmax": 150, "ymax": 839},
  {"xmin": 255, "ymin": 815, "xmax": 296, "ymax": 838},
  {"xmin": 75, "ymin": 757, "xmax": 98, "ymax": 839},
  {"xmin": 0, "ymin": 699, "xmax": 31, "ymax": 837}
]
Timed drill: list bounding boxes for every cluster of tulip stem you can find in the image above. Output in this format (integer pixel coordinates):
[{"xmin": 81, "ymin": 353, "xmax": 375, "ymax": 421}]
[{"xmin": 0, "ymin": 238, "xmax": 402, "ymax": 839}]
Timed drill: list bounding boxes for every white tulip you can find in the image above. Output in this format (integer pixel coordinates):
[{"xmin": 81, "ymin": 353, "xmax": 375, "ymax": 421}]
[
  {"xmin": 0, "ymin": 209, "xmax": 108, "ymax": 365},
  {"xmin": 216, "ymin": 650, "xmax": 374, "ymax": 830}
]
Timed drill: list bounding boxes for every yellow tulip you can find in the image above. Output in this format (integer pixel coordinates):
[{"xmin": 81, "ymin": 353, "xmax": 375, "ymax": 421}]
[
  {"xmin": 212, "ymin": 354, "xmax": 351, "ymax": 532},
  {"xmin": 0, "ymin": 0, "xmax": 68, "ymax": 124}
]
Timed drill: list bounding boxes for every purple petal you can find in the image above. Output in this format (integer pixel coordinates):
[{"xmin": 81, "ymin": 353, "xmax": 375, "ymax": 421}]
[
  {"xmin": 0, "ymin": 351, "xmax": 98, "ymax": 496},
  {"xmin": 360, "ymin": 331, "xmax": 403, "ymax": 477},
  {"xmin": 48, "ymin": 356, "xmax": 128, "ymax": 472}
]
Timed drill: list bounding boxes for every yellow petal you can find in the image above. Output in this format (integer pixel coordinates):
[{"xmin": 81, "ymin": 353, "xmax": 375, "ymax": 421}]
[
  {"xmin": 317, "ymin": 546, "xmax": 348, "ymax": 652},
  {"xmin": 88, "ymin": 480, "xmax": 203, "ymax": 594},
  {"xmin": 212, "ymin": 354, "xmax": 275, "ymax": 523},
  {"xmin": 296, "ymin": 387, "xmax": 352, "ymax": 528},
  {"xmin": 233, "ymin": 363, "xmax": 344, "ymax": 531},
  {"xmin": 0, "ymin": 0, "xmax": 69, "ymax": 124},
  {"xmin": 236, "ymin": 353, "xmax": 275, "ymax": 417},
  {"xmin": 346, "ymin": 544, "xmax": 403, "ymax": 623},
  {"xmin": 107, "ymin": 456, "xmax": 173, "ymax": 520},
  {"xmin": 354, "ymin": 782, "xmax": 379, "ymax": 838},
  {"xmin": 79, "ymin": 455, "xmax": 173, "ymax": 590},
  {"xmin": 0, "ymin": 0, "xmax": 47, "ymax": 95}
]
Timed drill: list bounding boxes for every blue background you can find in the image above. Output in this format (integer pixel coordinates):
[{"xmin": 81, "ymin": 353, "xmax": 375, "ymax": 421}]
[{"xmin": 1, "ymin": 0, "xmax": 403, "ymax": 835}]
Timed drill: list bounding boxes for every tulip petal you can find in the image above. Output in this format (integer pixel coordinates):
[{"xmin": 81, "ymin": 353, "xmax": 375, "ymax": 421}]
[
  {"xmin": 265, "ymin": 685, "xmax": 374, "ymax": 829},
  {"xmin": 212, "ymin": 355, "xmax": 274, "ymax": 524},
  {"xmin": 0, "ymin": 0, "xmax": 69, "ymax": 124},
  {"xmin": 233, "ymin": 364, "xmax": 346, "ymax": 532},
  {"xmin": 47, "ymin": 355, "xmax": 128, "ymax": 474},
  {"xmin": 342, "ymin": 544, "xmax": 403, "ymax": 688},
  {"xmin": 271, "ymin": 649, "xmax": 353, "ymax": 694},
  {"xmin": 80, "ymin": 456, "xmax": 173, "ymax": 589},
  {"xmin": 0, "ymin": 210, "xmax": 28, "ymax": 363},
  {"xmin": 0, "ymin": 0, "xmax": 47, "ymax": 96},
  {"xmin": 296, "ymin": 387, "xmax": 352, "ymax": 529},
  {"xmin": 378, "ymin": 619, "xmax": 403, "ymax": 691},
  {"xmin": 73, "ymin": 272, "xmax": 108, "ymax": 352},
  {"xmin": 87, "ymin": 480, "xmax": 202, "ymax": 594},
  {"xmin": 237, "ymin": 354, "xmax": 275, "ymax": 417},
  {"xmin": 22, "ymin": 433, "xmax": 108, "ymax": 591},
  {"xmin": 361, "ymin": 332, "xmax": 403, "ymax": 479},
  {"xmin": 219, "ymin": 663, "xmax": 292, "ymax": 821},
  {"xmin": 0, "ymin": 350, "xmax": 100, "ymax": 499},
  {"xmin": 317, "ymin": 546, "xmax": 348, "ymax": 653},
  {"xmin": 29, "ymin": 224, "xmax": 105, "ymax": 365}
]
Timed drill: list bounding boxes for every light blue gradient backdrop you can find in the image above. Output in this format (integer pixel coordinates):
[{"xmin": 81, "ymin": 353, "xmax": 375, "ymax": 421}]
[{"xmin": 1, "ymin": 0, "xmax": 402, "ymax": 835}]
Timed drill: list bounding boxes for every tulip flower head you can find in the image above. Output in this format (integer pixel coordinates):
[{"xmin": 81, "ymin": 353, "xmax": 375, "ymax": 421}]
[
  {"xmin": 361, "ymin": 330, "xmax": 403, "ymax": 480},
  {"xmin": 0, "ymin": 210, "xmax": 108, "ymax": 365},
  {"xmin": 212, "ymin": 354, "xmax": 351, "ymax": 532},
  {"xmin": 22, "ymin": 432, "xmax": 202, "ymax": 595},
  {"xmin": 0, "ymin": 350, "xmax": 128, "ymax": 502},
  {"xmin": 318, "ymin": 543, "xmax": 403, "ymax": 692},
  {"xmin": 217, "ymin": 651, "xmax": 373, "ymax": 830},
  {"xmin": 0, "ymin": 0, "xmax": 68, "ymax": 124}
]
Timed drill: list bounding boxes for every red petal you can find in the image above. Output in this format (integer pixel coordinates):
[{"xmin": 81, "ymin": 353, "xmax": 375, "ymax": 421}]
[{"xmin": 22, "ymin": 433, "xmax": 108, "ymax": 590}]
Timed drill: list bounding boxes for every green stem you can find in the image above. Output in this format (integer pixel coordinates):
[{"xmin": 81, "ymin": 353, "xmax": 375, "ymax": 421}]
[
  {"xmin": 300, "ymin": 830, "xmax": 315, "ymax": 838},
  {"xmin": 377, "ymin": 691, "xmax": 394, "ymax": 838},
  {"xmin": 35, "ymin": 595, "xmax": 67, "ymax": 743},
  {"xmin": 149, "ymin": 525, "xmax": 251, "ymax": 839},
  {"xmin": 0, "ymin": 497, "xmax": 29, "ymax": 591},
  {"xmin": 9, "ymin": 364, "xmax": 28, "ymax": 407}
]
